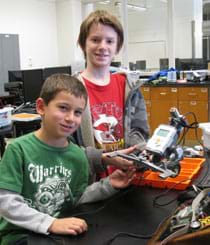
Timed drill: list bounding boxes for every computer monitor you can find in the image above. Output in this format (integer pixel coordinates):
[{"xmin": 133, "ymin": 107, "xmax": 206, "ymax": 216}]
[
  {"xmin": 129, "ymin": 62, "xmax": 136, "ymax": 71},
  {"xmin": 136, "ymin": 60, "xmax": 146, "ymax": 70},
  {"xmin": 8, "ymin": 70, "xmax": 23, "ymax": 82},
  {"xmin": 110, "ymin": 61, "xmax": 121, "ymax": 67},
  {"xmin": 43, "ymin": 66, "xmax": 71, "ymax": 80},
  {"xmin": 175, "ymin": 58, "xmax": 207, "ymax": 70},
  {"xmin": 159, "ymin": 58, "xmax": 169, "ymax": 70},
  {"xmin": 22, "ymin": 69, "xmax": 43, "ymax": 103}
]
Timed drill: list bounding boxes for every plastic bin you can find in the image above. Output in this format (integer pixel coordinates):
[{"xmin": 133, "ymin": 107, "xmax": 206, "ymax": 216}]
[{"xmin": 132, "ymin": 158, "xmax": 205, "ymax": 190}]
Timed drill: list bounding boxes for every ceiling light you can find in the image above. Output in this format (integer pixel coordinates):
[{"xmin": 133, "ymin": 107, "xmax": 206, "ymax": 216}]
[
  {"xmin": 99, "ymin": 0, "xmax": 110, "ymax": 4},
  {"xmin": 115, "ymin": 2, "xmax": 147, "ymax": 11}
]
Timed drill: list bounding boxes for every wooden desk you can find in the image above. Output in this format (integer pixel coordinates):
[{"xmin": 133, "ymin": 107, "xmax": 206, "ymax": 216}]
[{"xmin": 12, "ymin": 113, "xmax": 41, "ymax": 137}]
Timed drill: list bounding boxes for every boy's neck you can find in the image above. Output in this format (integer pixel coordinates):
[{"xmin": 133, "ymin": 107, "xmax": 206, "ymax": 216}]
[
  {"xmin": 82, "ymin": 66, "xmax": 110, "ymax": 86},
  {"xmin": 35, "ymin": 129, "xmax": 69, "ymax": 148}
]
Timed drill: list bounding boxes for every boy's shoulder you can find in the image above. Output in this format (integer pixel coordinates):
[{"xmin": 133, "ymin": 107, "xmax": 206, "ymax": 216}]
[
  {"xmin": 68, "ymin": 138, "xmax": 85, "ymax": 153},
  {"xmin": 112, "ymin": 71, "xmax": 142, "ymax": 89},
  {"xmin": 111, "ymin": 72, "xmax": 126, "ymax": 80},
  {"xmin": 10, "ymin": 132, "xmax": 34, "ymax": 144}
]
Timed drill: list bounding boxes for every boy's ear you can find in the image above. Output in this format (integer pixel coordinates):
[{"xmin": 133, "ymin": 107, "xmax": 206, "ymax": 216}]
[{"xmin": 36, "ymin": 98, "xmax": 45, "ymax": 116}]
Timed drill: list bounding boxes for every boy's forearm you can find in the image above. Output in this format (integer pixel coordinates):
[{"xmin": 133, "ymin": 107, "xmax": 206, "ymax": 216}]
[
  {"xmin": 0, "ymin": 189, "xmax": 55, "ymax": 234},
  {"xmin": 78, "ymin": 177, "xmax": 118, "ymax": 204}
]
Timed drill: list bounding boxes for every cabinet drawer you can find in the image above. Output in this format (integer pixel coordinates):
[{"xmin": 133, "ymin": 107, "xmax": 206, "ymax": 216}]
[
  {"xmin": 140, "ymin": 86, "xmax": 150, "ymax": 100},
  {"xmin": 150, "ymin": 100, "xmax": 178, "ymax": 132},
  {"xmin": 178, "ymin": 87, "xmax": 208, "ymax": 101},
  {"xmin": 150, "ymin": 87, "xmax": 178, "ymax": 100}
]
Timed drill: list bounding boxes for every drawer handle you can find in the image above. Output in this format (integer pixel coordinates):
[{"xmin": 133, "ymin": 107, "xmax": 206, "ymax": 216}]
[
  {"xmin": 188, "ymin": 93, "xmax": 196, "ymax": 96},
  {"xmin": 190, "ymin": 101, "xmax": 197, "ymax": 105},
  {"xmin": 201, "ymin": 88, "xmax": 207, "ymax": 93},
  {"xmin": 160, "ymin": 92, "xmax": 166, "ymax": 95}
]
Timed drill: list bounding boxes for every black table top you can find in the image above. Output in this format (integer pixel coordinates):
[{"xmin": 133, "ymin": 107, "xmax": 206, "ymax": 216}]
[
  {"xmin": 25, "ymin": 153, "xmax": 210, "ymax": 245},
  {"xmin": 29, "ymin": 186, "xmax": 179, "ymax": 245}
]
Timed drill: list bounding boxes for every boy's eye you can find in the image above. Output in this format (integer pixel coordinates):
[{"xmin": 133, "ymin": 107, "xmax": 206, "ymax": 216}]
[
  {"xmin": 107, "ymin": 39, "xmax": 115, "ymax": 44},
  {"xmin": 59, "ymin": 105, "xmax": 68, "ymax": 111},
  {"xmin": 75, "ymin": 110, "xmax": 83, "ymax": 117},
  {"xmin": 92, "ymin": 38, "xmax": 100, "ymax": 43}
]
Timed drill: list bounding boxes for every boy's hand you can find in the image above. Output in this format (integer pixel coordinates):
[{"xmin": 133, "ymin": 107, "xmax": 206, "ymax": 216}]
[
  {"xmin": 109, "ymin": 168, "xmax": 136, "ymax": 189},
  {"xmin": 102, "ymin": 146, "xmax": 137, "ymax": 170},
  {"xmin": 48, "ymin": 217, "xmax": 88, "ymax": 235}
]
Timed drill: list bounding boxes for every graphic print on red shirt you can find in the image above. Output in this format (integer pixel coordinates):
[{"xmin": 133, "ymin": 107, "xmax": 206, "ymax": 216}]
[{"xmin": 84, "ymin": 73, "xmax": 126, "ymax": 152}]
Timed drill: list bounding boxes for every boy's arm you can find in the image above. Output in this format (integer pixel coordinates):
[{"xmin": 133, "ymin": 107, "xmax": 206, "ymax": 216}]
[
  {"xmin": 78, "ymin": 168, "xmax": 136, "ymax": 205},
  {"xmin": 85, "ymin": 146, "xmax": 136, "ymax": 184},
  {"xmin": 0, "ymin": 189, "xmax": 55, "ymax": 234},
  {"xmin": 0, "ymin": 189, "xmax": 88, "ymax": 236},
  {"xmin": 77, "ymin": 177, "xmax": 118, "ymax": 204}
]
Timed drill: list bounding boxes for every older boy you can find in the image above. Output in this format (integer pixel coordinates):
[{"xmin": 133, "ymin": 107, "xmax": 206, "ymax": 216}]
[{"xmin": 75, "ymin": 10, "xmax": 149, "ymax": 176}]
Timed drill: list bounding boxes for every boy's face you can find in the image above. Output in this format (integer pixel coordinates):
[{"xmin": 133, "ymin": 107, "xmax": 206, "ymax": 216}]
[
  {"xmin": 85, "ymin": 23, "xmax": 118, "ymax": 68},
  {"xmin": 37, "ymin": 91, "xmax": 86, "ymax": 139}
]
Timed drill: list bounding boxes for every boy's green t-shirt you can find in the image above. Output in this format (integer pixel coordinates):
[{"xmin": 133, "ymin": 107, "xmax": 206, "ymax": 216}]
[{"xmin": 0, "ymin": 132, "xmax": 89, "ymax": 244}]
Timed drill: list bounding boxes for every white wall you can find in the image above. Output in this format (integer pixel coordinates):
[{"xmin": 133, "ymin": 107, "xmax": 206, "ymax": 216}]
[
  {"xmin": 127, "ymin": 2, "xmax": 167, "ymax": 69},
  {"xmin": 126, "ymin": 0, "xmax": 203, "ymax": 69},
  {"xmin": 0, "ymin": 0, "xmax": 58, "ymax": 69},
  {"xmin": 174, "ymin": 0, "xmax": 203, "ymax": 59},
  {"xmin": 0, "ymin": 0, "xmax": 203, "ymax": 72},
  {"xmin": 56, "ymin": 0, "xmax": 85, "ymax": 72}
]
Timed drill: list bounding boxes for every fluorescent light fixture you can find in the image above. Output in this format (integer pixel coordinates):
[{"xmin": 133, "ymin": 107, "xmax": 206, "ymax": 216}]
[
  {"xmin": 115, "ymin": 2, "xmax": 147, "ymax": 11},
  {"xmin": 99, "ymin": 0, "xmax": 110, "ymax": 4},
  {"xmin": 128, "ymin": 4, "xmax": 146, "ymax": 11}
]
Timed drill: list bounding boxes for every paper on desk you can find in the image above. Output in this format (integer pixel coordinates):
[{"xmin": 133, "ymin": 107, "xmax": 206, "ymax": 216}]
[{"xmin": 11, "ymin": 113, "xmax": 41, "ymax": 122}]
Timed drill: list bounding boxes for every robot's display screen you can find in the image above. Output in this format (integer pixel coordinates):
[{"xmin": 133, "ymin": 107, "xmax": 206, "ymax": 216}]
[{"xmin": 157, "ymin": 128, "xmax": 169, "ymax": 137}]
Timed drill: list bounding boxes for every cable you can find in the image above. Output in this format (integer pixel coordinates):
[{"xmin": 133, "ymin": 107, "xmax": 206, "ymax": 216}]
[
  {"xmin": 176, "ymin": 110, "xmax": 205, "ymax": 149},
  {"xmin": 152, "ymin": 177, "xmax": 192, "ymax": 207},
  {"xmin": 72, "ymin": 185, "xmax": 136, "ymax": 218}
]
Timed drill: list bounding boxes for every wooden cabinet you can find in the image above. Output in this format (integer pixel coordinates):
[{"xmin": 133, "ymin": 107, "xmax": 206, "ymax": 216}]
[
  {"xmin": 150, "ymin": 87, "xmax": 178, "ymax": 132},
  {"xmin": 141, "ymin": 85, "xmax": 209, "ymax": 141},
  {"xmin": 178, "ymin": 87, "xmax": 208, "ymax": 140}
]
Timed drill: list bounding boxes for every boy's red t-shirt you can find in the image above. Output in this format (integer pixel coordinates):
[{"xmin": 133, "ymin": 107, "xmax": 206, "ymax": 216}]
[{"xmin": 83, "ymin": 73, "xmax": 126, "ymax": 153}]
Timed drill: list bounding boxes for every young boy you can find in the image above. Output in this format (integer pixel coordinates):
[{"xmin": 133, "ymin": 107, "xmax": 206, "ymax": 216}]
[
  {"xmin": 0, "ymin": 74, "xmax": 135, "ymax": 244},
  {"xmin": 76, "ymin": 10, "xmax": 149, "ymax": 176}
]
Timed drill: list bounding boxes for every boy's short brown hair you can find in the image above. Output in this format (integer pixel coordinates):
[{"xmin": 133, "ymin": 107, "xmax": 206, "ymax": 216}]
[
  {"xmin": 39, "ymin": 73, "xmax": 88, "ymax": 105},
  {"xmin": 78, "ymin": 10, "xmax": 124, "ymax": 56}
]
